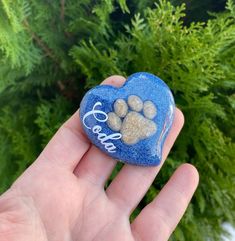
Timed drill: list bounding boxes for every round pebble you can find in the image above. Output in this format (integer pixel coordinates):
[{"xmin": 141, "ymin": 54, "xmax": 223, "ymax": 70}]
[
  {"xmin": 128, "ymin": 95, "xmax": 143, "ymax": 112},
  {"xmin": 143, "ymin": 101, "xmax": 157, "ymax": 119},
  {"xmin": 114, "ymin": 99, "xmax": 128, "ymax": 117},
  {"xmin": 107, "ymin": 112, "xmax": 122, "ymax": 131}
]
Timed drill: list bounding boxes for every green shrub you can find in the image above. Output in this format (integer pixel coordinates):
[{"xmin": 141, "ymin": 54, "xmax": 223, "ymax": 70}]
[
  {"xmin": 172, "ymin": 0, "xmax": 226, "ymax": 22},
  {"xmin": 0, "ymin": 0, "xmax": 235, "ymax": 240}
]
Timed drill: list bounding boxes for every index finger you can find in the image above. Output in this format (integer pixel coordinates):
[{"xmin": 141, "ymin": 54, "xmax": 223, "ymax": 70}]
[{"xmin": 37, "ymin": 108, "xmax": 91, "ymax": 171}]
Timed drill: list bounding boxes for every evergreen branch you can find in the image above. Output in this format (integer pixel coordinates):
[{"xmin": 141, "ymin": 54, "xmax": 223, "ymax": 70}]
[
  {"xmin": 59, "ymin": 0, "xmax": 73, "ymax": 38},
  {"xmin": 23, "ymin": 20, "xmax": 60, "ymax": 64},
  {"xmin": 60, "ymin": 0, "xmax": 65, "ymax": 22}
]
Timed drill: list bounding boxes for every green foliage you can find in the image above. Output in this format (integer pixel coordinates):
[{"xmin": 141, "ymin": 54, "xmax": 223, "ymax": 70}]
[
  {"xmin": 35, "ymin": 96, "xmax": 72, "ymax": 146},
  {"xmin": 0, "ymin": 0, "xmax": 235, "ymax": 240},
  {"xmin": 0, "ymin": 1, "xmax": 41, "ymax": 73},
  {"xmin": 172, "ymin": 0, "xmax": 227, "ymax": 23}
]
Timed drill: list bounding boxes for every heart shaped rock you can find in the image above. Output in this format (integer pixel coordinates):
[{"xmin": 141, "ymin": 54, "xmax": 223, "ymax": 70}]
[{"xmin": 79, "ymin": 72, "xmax": 175, "ymax": 166}]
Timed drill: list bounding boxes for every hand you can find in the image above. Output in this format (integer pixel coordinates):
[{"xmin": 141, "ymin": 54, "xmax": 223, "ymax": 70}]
[{"xmin": 0, "ymin": 76, "xmax": 199, "ymax": 241}]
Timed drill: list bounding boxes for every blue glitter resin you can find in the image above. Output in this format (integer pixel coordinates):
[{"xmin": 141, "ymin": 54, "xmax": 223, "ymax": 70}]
[{"xmin": 79, "ymin": 72, "xmax": 175, "ymax": 166}]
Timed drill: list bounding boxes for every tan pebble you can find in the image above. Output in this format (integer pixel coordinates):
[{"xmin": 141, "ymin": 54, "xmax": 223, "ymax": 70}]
[
  {"xmin": 114, "ymin": 99, "xmax": 128, "ymax": 117},
  {"xmin": 127, "ymin": 95, "xmax": 143, "ymax": 112},
  {"xmin": 143, "ymin": 101, "xmax": 157, "ymax": 119},
  {"xmin": 107, "ymin": 112, "xmax": 122, "ymax": 131},
  {"xmin": 121, "ymin": 111, "xmax": 157, "ymax": 145},
  {"xmin": 140, "ymin": 119, "xmax": 157, "ymax": 139}
]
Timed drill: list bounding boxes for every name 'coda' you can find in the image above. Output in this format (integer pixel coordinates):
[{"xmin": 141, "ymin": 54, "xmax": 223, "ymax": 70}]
[{"xmin": 82, "ymin": 102, "xmax": 122, "ymax": 153}]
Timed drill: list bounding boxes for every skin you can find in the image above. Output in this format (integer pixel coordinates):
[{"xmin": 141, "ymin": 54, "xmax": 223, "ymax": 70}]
[{"xmin": 0, "ymin": 75, "xmax": 199, "ymax": 241}]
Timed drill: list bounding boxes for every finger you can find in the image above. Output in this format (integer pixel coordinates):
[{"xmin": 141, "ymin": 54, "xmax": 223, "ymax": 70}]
[
  {"xmin": 106, "ymin": 108, "xmax": 184, "ymax": 213},
  {"xmin": 131, "ymin": 164, "xmax": 199, "ymax": 241},
  {"xmin": 74, "ymin": 75, "xmax": 126, "ymax": 186},
  {"xmin": 37, "ymin": 107, "xmax": 91, "ymax": 171}
]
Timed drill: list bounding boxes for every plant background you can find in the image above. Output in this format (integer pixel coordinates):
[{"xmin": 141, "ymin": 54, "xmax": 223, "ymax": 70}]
[{"xmin": 0, "ymin": 0, "xmax": 235, "ymax": 240}]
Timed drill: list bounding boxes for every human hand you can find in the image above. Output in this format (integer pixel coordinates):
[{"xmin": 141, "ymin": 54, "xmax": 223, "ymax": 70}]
[{"xmin": 0, "ymin": 76, "xmax": 199, "ymax": 241}]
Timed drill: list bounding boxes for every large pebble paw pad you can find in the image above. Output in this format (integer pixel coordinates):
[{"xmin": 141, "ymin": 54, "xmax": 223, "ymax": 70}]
[{"xmin": 107, "ymin": 95, "xmax": 157, "ymax": 145}]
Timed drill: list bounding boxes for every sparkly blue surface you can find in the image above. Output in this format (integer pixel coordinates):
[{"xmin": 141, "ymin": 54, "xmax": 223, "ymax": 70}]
[{"xmin": 79, "ymin": 72, "xmax": 175, "ymax": 166}]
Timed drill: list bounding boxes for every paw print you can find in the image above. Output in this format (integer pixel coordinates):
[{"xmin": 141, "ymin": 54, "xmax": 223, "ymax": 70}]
[{"xmin": 107, "ymin": 95, "xmax": 157, "ymax": 145}]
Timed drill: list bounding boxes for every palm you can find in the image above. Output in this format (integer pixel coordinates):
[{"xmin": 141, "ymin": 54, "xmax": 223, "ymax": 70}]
[{"xmin": 0, "ymin": 76, "xmax": 198, "ymax": 241}]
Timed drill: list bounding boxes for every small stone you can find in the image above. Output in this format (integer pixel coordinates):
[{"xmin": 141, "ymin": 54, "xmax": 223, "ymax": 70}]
[
  {"xmin": 128, "ymin": 95, "xmax": 143, "ymax": 112},
  {"xmin": 107, "ymin": 112, "xmax": 122, "ymax": 131},
  {"xmin": 114, "ymin": 99, "xmax": 128, "ymax": 117},
  {"xmin": 143, "ymin": 101, "xmax": 157, "ymax": 119}
]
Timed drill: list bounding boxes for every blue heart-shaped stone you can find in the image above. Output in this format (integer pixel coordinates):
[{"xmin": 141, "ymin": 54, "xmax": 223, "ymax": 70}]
[{"xmin": 79, "ymin": 72, "xmax": 175, "ymax": 166}]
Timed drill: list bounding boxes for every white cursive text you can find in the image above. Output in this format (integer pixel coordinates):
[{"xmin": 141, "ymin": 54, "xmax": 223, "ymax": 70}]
[{"xmin": 83, "ymin": 102, "xmax": 122, "ymax": 153}]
